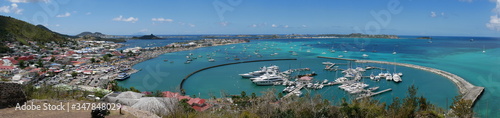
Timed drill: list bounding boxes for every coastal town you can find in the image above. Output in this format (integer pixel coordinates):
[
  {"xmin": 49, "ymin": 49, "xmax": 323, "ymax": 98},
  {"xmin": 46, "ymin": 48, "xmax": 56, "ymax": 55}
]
[{"xmin": 0, "ymin": 37, "xmax": 248, "ymax": 112}]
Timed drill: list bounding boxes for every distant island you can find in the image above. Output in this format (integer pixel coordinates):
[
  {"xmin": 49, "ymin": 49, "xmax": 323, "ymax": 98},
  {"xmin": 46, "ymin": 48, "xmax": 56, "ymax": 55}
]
[
  {"xmin": 316, "ymin": 33, "xmax": 399, "ymax": 39},
  {"xmin": 133, "ymin": 34, "xmax": 161, "ymax": 39},
  {"xmin": 416, "ymin": 37, "xmax": 432, "ymax": 39}
]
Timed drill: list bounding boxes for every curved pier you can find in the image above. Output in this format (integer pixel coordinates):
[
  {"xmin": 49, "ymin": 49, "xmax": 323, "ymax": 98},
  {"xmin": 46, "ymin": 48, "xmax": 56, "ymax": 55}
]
[
  {"xmin": 180, "ymin": 58, "xmax": 297, "ymax": 95},
  {"xmin": 318, "ymin": 56, "xmax": 484, "ymax": 105}
]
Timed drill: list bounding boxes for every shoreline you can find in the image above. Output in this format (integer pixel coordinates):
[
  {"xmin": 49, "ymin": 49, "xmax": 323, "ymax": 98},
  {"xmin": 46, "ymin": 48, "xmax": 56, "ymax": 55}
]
[
  {"xmin": 317, "ymin": 56, "xmax": 484, "ymax": 105},
  {"xmin": 121, "ymin": 42, "xmax": 249, "ymax": 75}
]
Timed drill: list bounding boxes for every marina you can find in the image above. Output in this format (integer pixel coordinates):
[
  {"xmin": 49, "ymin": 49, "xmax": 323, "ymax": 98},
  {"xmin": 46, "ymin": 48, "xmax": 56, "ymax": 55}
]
[
  {"xmin": 180, "ymin": 55, "xmax": 482, "ymax": 102},
  {"xmin": 318, "ymin": 56, "xmax": 484, "ymax": 105}
]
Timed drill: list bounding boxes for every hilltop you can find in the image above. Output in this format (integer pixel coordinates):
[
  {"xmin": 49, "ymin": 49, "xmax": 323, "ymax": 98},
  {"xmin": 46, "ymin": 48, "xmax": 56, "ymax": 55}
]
[
  {"xmin": 0, "ymin": 15, "xmax": 68, "ymax": 44},
  {"xmin": 0, "ymin": 15, "xmax": 70, "ymax": 53},
  {"xmin": 76, "ymin": 32, "xmax": 105, "ymax": 38},
  {"xmin": 36, "ymin": 25, "xmax": 78, "ymax": 39}
]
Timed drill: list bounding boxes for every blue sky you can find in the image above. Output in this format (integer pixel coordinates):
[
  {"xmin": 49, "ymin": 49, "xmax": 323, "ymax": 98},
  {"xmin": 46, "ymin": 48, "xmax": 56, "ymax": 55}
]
[{"xmin": 1, "ymin": 0, "xmax": 500, "ymax": 37}]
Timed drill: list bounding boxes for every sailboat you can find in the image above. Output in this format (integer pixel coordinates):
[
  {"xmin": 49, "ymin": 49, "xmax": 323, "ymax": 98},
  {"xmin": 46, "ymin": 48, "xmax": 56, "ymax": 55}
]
[
  {"xmin": 360, "ymin": 43, "xmax": 365, "ymax": 52},
  {"xmin": 392, "ymin": 64, "xmax": 402, "ymax": 83},
  {"xmin": 482, "ymin": 45, "xmax": 486, "ymax": 53},
  {"xmin": 392, "ymin": 45, "xmax": 398, "ymax": 55},
  {"xmin": 330, "ymin": 43, "xmax": 336, "ymax": 53}
]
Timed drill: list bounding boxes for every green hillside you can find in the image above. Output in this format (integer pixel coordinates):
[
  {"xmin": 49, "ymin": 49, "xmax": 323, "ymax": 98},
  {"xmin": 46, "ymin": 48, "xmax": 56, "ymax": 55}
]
[{"xmin": 0, "ymin": 15, "xmax": 68, "ymax": 47}]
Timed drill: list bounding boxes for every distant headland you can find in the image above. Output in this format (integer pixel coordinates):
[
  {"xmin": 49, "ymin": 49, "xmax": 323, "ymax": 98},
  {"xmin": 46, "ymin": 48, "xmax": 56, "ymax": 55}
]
[{"xmin": 133, "ymin": 34, "xmax": 161, "ymax": 39}]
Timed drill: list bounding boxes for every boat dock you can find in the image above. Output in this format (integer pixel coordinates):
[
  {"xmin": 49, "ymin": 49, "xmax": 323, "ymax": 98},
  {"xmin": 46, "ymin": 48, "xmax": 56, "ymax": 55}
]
[
  {"xmin": 282, "ymin": 84, "xmax": 305, "ymax": 98},
  {"xmin": 317, "ymin": 56, "xmax": 356, "ymax": 61},
  {"xmin": 319, "ymin": 56, "xmax": 484, "ymax": 105},
  {"xmin": 356, "ymin": 88, "xmax": 392, "ymax": 100}
]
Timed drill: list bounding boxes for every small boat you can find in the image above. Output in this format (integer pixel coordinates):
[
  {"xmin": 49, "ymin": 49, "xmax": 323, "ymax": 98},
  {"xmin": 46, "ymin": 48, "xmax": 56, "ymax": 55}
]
[
  {"xmin": 322, "ymin": 52, "xmax": 327, "ymax": 54},
  {"xmin": 293, "ymin": 91, "xmax": 302, "ymax": 97},
  {"xmin": 322, "ymin": 79, "xmax": 328, "ymax": 84},
  {"xmin": 115, "ymin": 73, "xmax": 130, "ymax": 81},
  {"xmin": 392, "ymin": 52, "xmax": 397, "ymax": 55},
  {"xmin": 385, "ymin": 72, "xmax": 393, "ymax": 81},
  {"xmin": 163, "ymin": 59, "xmax": 168, "ymax": 62},
  {"xmin": 234, "ymin": 58, "xmax": 240, "ymax": 60},
  {"xmin": 368, "ymin": 87, "xmax": 379, "ymax": 91},
  {"xmin": 362, "ymin": 54, "xmax": 369, "ymax": 58},
  {"xmin": 208, "ymin": 59, "xmax": 215, "ymax": 62},
  {"xmin": 297, "ymin": 72, "xmax": 317, "ymax": 78},
  {"xmin": 338, "ymin": 55, "xmax": 344, "ymax": 58},
  {"xmin": 184, "ymin": 61, "xmax": 191, "ymax": 64},
  {"xmin": 369, "ymin": 72, "xmax": 375, "ymax": 80}
]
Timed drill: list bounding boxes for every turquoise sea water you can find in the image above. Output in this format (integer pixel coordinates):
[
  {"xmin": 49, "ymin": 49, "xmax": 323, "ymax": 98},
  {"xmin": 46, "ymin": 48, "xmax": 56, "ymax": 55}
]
[{"xmin": 118, "ymin": 36, "xmax": 500, "ymax": 117}]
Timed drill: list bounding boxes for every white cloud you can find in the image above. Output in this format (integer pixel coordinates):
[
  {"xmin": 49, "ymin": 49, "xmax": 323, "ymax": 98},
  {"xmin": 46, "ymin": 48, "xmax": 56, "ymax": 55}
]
[
  {"xmin": 56, "ymin": 12, "xmax": 71, "ymax": 17},
  {"xmin": 113, "ymin": 15, "xmax": 138, "ymax": 23},
  {"xmin": 302, "ymin": 25, "xmax": 307, "ymax": 28},
  {"xmin": 430, "ymin": 11, "xmax": 437, "ymax": 17},
  {"xmin": 152, "ymin": 18, "xmax": 173, "ymax": 22},
  {"xmin": 283, "ymin": 25, "xmax": 289, "ymax": 28},
  {"xmin": 85, "ymin": 12, "xmax": 91, "ymax": 15},
  {"xmin": 271, "ymin": 24, "xmax": 277, "ymax": 27},
  {"xmin": 250, "ymin": 24, "xmax": 257, "ymax": 27},
  {"xmin": 0, "ymin": 3, "xmax": 23, "ymax": 14},
  {"xmin": 487, "ymin": 15, "xmax": 500, "ymax": 31},
  {"xmin": 55, "ymin": 24, "xmax": 60, "ymax": 27},
  {"xmin": 8, "ymin": 0, "xmax": 49, "ymax": 3},
  {"xmin": 188, "ymin": 24, "xmax": 196, "ymax": 27},
  {"xmin": 487, "ymin": 0, "xmax": 500, "ymax": 31}
]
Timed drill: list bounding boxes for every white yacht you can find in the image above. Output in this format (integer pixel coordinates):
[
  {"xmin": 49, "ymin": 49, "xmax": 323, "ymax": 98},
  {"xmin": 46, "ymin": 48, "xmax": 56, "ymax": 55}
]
[
  {"xmin": 362, "ymin": 54, "xmax": 369, "ymax": 58},
  {"xmin": 240, "ymin": 67, "xmax": 268, "ymax": 78},
  {"xmin": 208, "ymin": 59, "xmax": 215, "ymax": 62},
  {"xmin": 252, "ymin": 74, "xmax": 284, "ymax": 86},
  {"xmin": 240, "ymin": 66, "xmax": 280, "ymax": 78},
  {"xmin": 335, "ymin": 77, "xmax": 349, "ymax": 83},
  {"xmin": 392, "ymin": 73, "xmax": 402, "ymax": 82},
  {"xmin": 385, "ymin": 72, "xmax": 393, "ymax": 81}
]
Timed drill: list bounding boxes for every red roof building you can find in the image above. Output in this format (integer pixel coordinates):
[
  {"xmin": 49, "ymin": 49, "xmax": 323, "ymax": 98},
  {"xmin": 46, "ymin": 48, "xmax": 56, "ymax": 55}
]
[
  {"xmin": 0, "ymin": 66, "xmax": 15, "ymax": 70},
  {"xmin": 161, "ymin": 91, "xmax": 211, "ymax": 111},
  {"xmin": 18, "ymin": 55, "xmax": 35, "ymax": 61},
  {"xmin": 162, "ymin": 91, "xmax": 180, "ymax": 98}
]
